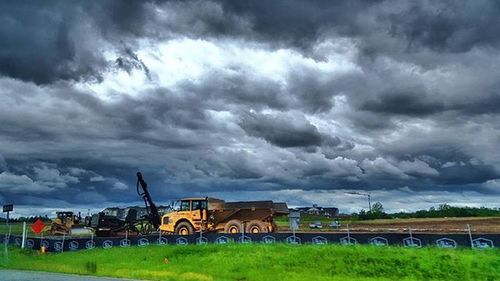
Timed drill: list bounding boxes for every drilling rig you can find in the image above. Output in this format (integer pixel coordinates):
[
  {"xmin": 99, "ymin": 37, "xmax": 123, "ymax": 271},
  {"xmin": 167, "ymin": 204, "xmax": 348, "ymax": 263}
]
[{"xmin": 89, "ymin": 172, "xmax": 161, "ymax": 236}]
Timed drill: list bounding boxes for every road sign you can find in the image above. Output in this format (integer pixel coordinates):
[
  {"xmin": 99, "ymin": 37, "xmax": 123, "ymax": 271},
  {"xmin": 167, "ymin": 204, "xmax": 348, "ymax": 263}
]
[
  {"xmin": 3, "ymin": 204, "xmax": 13, "ymax": 212},
  {"xmin": 288, "ymin": 211, "xmax": 300, "ymax": 231},
  {"xmin": 31, "ymin": 219, "xmax": 46, "ymax": 234}
]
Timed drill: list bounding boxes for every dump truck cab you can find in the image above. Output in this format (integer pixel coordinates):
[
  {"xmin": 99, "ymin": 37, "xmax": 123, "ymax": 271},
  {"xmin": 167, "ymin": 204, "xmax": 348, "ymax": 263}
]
[
  {"xmin": 160, "ymin": 197, "xmax": 288, "ymax": 235},
  {"xmin": 160, "ymin": 197, "xmax": 211, "ymax": 235}
]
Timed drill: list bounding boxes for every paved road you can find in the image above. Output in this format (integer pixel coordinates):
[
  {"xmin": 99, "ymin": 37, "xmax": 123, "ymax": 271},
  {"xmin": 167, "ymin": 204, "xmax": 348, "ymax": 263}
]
[{"xmin": 0, "ymin": 270, "xmax": 143, "ymax": 281}]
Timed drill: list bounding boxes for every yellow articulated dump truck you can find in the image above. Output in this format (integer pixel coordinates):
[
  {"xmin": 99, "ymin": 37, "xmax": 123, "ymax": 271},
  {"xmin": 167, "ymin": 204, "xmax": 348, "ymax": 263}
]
[{"xmin": 160, "ymin": 197, "xmax": 289, "ymax": 235}]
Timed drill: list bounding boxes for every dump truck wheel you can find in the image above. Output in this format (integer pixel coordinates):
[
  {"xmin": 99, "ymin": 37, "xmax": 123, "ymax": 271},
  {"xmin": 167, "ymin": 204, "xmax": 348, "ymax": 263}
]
[
  {"xmin": 224, "ymin": 219, "xmax": 243, "ymax": 234},
  {"xmin": 246, "ymin": 220, "xmax": 268, "ymax": 233},
  {"xmin": 175, "ymin": 221, "xmax": 194, "ymax": 235}
]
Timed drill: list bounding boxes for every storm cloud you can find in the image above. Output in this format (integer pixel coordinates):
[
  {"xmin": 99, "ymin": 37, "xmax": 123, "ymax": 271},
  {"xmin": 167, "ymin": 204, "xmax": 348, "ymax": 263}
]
[{"xmin": 0, "ymin": 0, "xmax": 499, "ymax": 215}]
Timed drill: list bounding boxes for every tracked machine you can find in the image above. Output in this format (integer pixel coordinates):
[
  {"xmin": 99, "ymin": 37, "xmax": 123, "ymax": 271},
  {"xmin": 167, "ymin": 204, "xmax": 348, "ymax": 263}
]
[
  {"xmin": 89, "ymin": 172, "xmax": 162, "ymax": 237},
  {"xmin": 49, "ymin": 211, "xmax": 92, "ymax": 236}
]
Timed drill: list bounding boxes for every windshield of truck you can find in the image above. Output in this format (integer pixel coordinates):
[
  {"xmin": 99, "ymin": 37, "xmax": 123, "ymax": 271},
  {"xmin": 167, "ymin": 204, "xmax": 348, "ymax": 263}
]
[
  {"xmin": 171, "ymin": 200, "xmax": 180, "ymax": 211},
  {"xmin": 180, "ymin": 200, "xmax": 190, "ymax": 211}
]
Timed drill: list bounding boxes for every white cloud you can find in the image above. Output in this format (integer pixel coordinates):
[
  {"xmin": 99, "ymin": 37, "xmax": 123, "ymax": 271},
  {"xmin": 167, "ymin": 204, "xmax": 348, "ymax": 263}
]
[
  {"xmin": 81, "ymin": 37, "xmax": 361, "ymax": 102},
  {"xmin": 361, "ymin": 157, "xmax": 409, "ymax": 180},
  {"xmin": 68, "ymin": 167, "xmax": 87, "ymax": 176},
  {"xmin": 399, "ymin": 159, "xmax": 439, "ymax": 177},
  {"xmin": 90, "ymin": 175, "xmax": 105, "ymax": 182},
  {"xmin": 34, "ymin": 165, "xmax": 79, "ymax": 188},
  {"xmin": 482, "ymin": 179, "xmax": 500, "ymax": 193},
  {"xmin": 112, "ymin": 181, "xmax": 128, "ymax": 190},
  {"xmin": 0, "ymin": 172, "xmax": 52, "ymax": 193},
  {"xmin": 441, "ymin": 162, "xmax": 456, "ymax": 168}
]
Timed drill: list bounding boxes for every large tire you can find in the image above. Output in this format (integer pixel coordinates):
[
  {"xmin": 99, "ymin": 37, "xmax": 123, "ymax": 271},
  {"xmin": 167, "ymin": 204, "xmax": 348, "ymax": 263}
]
[
  {"xmin": 245, "ymin": 220, "xmax": 269, "ymax": 233},
  {"xmin": 175, "ymin": 221, "xmax": 194, "ymax": 235},
  {"xmin": 224, "ymin": 219, "xmax": 243, "ymax": 234}
]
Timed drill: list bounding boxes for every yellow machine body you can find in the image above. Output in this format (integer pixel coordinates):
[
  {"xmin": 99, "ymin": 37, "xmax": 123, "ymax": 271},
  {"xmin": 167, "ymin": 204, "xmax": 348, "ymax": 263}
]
[{"xmin": 159, "ymin": 197, "xmax": 288, "ymax": 235}]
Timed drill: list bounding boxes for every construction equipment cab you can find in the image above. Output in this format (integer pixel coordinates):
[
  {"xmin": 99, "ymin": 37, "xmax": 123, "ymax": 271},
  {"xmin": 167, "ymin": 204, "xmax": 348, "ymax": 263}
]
[
  {"xmin": 160, "ymin": 197, "xmax": 288, "ymax": 235},
  {"xmin": 49, "ymin": 211, "xmax": 82, "ymax": 235}
]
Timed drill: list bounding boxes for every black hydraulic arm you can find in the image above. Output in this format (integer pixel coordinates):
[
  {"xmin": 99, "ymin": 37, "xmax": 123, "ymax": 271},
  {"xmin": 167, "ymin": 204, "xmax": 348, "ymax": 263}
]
[{"xmin": 136, "ymin": 172, "xmax": 161, "ymax": 229}]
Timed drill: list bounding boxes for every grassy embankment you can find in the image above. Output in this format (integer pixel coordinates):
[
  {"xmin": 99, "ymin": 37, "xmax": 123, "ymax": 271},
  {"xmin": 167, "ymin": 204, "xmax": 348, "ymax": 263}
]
[{"xmin": 1, "ymin": 244, "xmax": 499, "ymax": 281}]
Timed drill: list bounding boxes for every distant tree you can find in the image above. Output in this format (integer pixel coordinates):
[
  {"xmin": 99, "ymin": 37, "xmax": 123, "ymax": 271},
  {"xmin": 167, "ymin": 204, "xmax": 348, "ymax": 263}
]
[
  {"xmin": 438, "ymin": 204, "xmax": 451, "ymax": 211},
  {"xmin": 371, "ymin": 202, "xmax": 384, "ymax": 214}
]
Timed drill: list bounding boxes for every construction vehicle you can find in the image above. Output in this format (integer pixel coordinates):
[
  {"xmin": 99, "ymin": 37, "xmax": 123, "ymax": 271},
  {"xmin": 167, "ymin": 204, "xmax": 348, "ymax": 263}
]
[
  {"xmin": 89, "ymin": 208, "xmax": 150, "ymax": 236},
  {"xmin": 160, "ymin": 197, "xmax": 289, "ymax": 235},
  {"xmin": 89, "ymin": 172, "xmax": 161, "ymax": 237},
  {"xmin": 49, "ymin": 211, "xmax": 92, "ymax": 236},
  {"xmin": 136, "ymin": 171, "xmax": 161, "ymax": 232}
]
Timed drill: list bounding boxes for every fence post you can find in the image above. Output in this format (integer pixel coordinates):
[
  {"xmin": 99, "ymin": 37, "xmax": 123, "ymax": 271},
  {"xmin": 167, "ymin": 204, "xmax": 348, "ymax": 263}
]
[
  {"xmin": 241, "ymin": 222, "xmax": 244, "ymax": 242},
  {"xmin": 347, "ymin": 224, "xmax": 351, "ymax": 244},
  {"xmin": 467, "ymin": 224, "xmax": 473, "ymax": 249},
  {"xmin": 61, "ymin": 233, "xmax": 65, "ymax": 253},
  {"xmin": 21, "ymin": 222, "xmax": 26, "ymax": 249}
]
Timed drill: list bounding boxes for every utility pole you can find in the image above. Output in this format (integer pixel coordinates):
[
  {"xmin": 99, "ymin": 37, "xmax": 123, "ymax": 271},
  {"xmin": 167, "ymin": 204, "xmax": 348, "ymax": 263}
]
[{"xmin": 345, "ymin": 192, "xmax": 371, "ymax": 213}]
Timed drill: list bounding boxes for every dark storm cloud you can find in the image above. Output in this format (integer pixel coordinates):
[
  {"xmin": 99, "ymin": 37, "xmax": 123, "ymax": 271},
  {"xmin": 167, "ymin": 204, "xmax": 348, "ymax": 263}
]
[
  {"xmin": 216, "ymin": 0, "xmax": 383, "ymax": 48},
  {"xmin": 0, "ymin": 0, "xmax": 251, "ymax": 84},
  {"xmin": 239, "ymin": 112, "xmax": 343, "ymax": 149},
  {"xmin": 388, "ymin": 1, "xmax": 500, "ymax": 53},
  {"xmin": 1, "ymin": 0, "xmax": 500, "ymax": 213},
  {"xmin": 360, "ymin": 88, "xmax": 445, "ymax": 116},
  {"xmin": 239, "ymin": 112, "xmax": 323, "ymax": 148},
  {"xmin": 0, "ymin": 1, "xmax": 108, "ymax": 84}
]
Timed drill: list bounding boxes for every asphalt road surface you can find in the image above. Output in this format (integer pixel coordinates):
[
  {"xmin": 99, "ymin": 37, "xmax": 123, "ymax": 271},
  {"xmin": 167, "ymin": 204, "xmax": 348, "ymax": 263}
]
[{"xmin": 0, "ymin": 270, "xmax": 143, "ymax": 281}]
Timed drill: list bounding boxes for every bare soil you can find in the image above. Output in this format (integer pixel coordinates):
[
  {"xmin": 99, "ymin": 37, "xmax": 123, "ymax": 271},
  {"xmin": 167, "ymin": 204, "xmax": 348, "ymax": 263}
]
[{"xmin": 279, "ymin": 217, "xmax": 500, "ymax": 234}]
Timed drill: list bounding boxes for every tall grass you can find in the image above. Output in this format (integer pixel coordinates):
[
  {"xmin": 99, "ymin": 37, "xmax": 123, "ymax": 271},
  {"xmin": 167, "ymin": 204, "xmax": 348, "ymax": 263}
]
[{"xmin": 1, "ymin": 244, "xmax": 499, "ymax": 281}]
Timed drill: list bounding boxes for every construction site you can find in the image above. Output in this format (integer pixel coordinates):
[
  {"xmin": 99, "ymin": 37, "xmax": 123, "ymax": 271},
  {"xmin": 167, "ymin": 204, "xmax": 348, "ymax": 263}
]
[{"xmin": 1, "ymin": 172, "xmax": 498, "ymax": 252}]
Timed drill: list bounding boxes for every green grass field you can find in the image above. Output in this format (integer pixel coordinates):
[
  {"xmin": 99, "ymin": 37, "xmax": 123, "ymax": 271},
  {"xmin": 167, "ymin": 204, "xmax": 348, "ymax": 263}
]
[{"xmin": 1, "ymin": 244, "xmax": 499, "ymax": 281}]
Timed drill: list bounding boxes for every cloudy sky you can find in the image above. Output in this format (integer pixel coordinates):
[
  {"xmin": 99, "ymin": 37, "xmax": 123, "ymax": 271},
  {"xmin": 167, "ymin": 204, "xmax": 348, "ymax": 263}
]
[{"xmin": 1, "ymin": 0, "xmax": 500, "ymax": 216}]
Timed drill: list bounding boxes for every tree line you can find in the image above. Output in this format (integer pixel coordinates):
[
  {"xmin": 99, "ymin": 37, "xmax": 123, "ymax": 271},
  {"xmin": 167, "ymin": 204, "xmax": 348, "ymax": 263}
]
[
  {"xmin": 0, "ymin": 215, "xmax": 51, "ymax": 223},
  {"xmin": 353, "ymin": 203, "xmax": 500, "ymax": 220}
]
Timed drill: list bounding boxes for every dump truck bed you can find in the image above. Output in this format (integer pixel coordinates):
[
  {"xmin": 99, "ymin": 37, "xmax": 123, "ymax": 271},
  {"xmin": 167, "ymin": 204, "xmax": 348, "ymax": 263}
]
[{"xmin": 209, "ymin": 200, "xmax": 289, "ymax": 224}]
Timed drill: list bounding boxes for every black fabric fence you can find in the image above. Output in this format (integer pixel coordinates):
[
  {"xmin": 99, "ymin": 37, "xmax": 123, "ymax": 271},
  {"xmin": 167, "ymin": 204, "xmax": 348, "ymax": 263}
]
[{"xmin": 2, "ymin": 232, "xmax": 498, "ymax": 252}]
